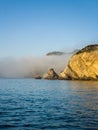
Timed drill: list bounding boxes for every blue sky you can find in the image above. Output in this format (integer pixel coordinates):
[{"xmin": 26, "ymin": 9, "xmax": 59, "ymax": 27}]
[{"xmin": 0, "ymin": 0, "xmax": 98, "ymax": 57}]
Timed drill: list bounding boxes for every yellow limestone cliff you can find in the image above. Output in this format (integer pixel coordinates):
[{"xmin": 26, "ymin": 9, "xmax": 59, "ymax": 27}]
[{"xmin": 60, "ymin": 44, "xmax": 98, "ymax": 80}]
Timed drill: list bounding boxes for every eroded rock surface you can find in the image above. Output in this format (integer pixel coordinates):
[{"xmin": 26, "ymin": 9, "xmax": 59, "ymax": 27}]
[
  {"xmin": 43, "ymin": 68, "xmax": 59, "ymax": 79},
  {"xmin": 60, "ymin": 44, "xmax": 98, "ymax": 80}
]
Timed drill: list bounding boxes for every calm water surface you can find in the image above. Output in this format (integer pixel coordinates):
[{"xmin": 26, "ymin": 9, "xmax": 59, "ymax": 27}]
[{"xmin": 0, "ymin": 79, "xmax": 98, "ymax": 130}]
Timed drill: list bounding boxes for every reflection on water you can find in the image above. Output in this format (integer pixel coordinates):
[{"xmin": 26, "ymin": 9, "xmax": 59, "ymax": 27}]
[{"xmin": 0, "ymin": 79, "xmax": 98, "ymax": 129}]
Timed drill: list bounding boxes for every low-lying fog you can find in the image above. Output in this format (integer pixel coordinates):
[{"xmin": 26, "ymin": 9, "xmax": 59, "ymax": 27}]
[{"xmin": 0, "ymin": 54, "xmax": 72, "ymax": 78}]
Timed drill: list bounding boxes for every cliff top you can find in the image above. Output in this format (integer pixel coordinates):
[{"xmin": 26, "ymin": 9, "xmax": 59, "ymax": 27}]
[{"xmin": 76, "ymin": 44, "xmax": 98, "ymax": 54}]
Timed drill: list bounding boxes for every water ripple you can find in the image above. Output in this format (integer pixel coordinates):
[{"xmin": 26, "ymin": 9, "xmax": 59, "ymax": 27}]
[{"xmin": 0, "ymin": 79, "xmax": 98, "ymax": 129}]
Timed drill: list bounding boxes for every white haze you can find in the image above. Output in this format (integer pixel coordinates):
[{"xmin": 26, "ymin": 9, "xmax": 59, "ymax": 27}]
[{"xmin": 0, "ymin": 54, "xmax": 72, "ymax": 78}]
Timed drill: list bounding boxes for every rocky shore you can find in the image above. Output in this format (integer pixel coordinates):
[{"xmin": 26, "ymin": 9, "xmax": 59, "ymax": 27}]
[{"xmin": 42, "ymin": 44, "xmax": 98, "ymax": 80}]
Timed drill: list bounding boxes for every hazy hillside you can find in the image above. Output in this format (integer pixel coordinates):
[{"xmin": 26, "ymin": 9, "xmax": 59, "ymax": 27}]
[{"xmin": 46, "ymin": 49, "xmax": 79, "ymax": 56}]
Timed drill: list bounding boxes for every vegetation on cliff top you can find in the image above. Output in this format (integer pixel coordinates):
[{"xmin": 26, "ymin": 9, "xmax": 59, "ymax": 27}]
[{"xmin": 76, "ymin": 44, "xmax": 98, "ymax": 54}]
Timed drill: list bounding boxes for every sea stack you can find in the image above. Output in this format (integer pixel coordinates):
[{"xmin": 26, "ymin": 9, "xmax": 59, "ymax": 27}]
[
  {"xmin": 59, "ymin": 44, "xmax": 98, "ymax": 80},
  {"xmin": 43, "ymin": 68, "xmax": 59, "ymax": 79}
]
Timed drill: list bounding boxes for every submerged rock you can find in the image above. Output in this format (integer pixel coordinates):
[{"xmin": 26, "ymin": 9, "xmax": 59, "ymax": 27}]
[
  {"xmin": 34, "ymin": 76, "xmax": 42, "ymax": 79},
  {"xmin": 43, "ymin": 68, "xmax": 59, "ymax": 79},
  {"xmin": 60, "ymin": 44, "xmax": 98, "ymax": 80}
]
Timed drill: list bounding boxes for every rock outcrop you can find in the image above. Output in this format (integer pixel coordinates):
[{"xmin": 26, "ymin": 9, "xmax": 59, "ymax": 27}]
[
  {"xmin": 43, "ymin": 68, "xmax": 59, "ymax": 79},
  {"xmin": 59, "ymin": 44, "xmax": 98, "ymax": 80},
  {"xmin": 34, "ymin": 76, "xmax": 42, "ymax": 79}
]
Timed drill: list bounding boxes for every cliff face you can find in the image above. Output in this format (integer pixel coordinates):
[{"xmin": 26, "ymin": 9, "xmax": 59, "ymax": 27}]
[{"xmin": 60, "ymin": 45, "xmax": 98, "ymax": 80}]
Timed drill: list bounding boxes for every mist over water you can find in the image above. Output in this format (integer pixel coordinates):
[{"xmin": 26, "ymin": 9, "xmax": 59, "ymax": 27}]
[{"xmin": 0, "ymin": 54, "xmax": 72, "ymax": 78}]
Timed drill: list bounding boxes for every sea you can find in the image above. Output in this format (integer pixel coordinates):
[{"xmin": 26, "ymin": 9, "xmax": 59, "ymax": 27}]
[{"xmin": 0, "ymin": 79, "xmax": 98, "ymax": 130}]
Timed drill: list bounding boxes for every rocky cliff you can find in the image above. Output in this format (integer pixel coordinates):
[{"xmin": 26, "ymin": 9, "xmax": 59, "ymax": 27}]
[
  {"xmin": 59, "ymin": 44, "xmax": 98, "ymax": 80},
  {"xmin": 43, "ymin": 68, "xmax": 59, "ymax": 79}
]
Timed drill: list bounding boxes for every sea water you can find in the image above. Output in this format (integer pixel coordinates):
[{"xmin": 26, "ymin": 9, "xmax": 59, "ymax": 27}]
[{"xmin": 0, "ymin": 79, "xmax": 98, "ymax": 130}]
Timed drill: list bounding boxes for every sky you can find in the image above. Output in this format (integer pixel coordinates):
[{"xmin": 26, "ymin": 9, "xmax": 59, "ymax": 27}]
[{"xmin": 0, "ymin": 0, "xmax": 98, "ymax": 57}]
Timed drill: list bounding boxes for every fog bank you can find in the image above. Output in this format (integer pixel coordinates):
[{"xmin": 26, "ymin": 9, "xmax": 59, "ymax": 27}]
[{"xmin": 0, "ymin": 54, "xmax": 72, "ymax": 78}]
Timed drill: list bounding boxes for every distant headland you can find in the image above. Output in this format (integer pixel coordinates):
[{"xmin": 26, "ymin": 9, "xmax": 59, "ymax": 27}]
[{"xmin": 37, "ymin": 44, "xmax": 98, "ymax": 80}]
